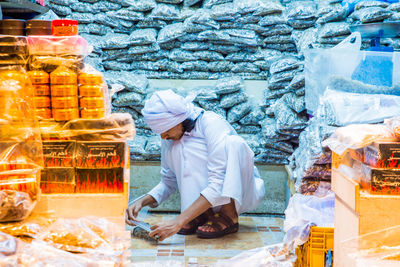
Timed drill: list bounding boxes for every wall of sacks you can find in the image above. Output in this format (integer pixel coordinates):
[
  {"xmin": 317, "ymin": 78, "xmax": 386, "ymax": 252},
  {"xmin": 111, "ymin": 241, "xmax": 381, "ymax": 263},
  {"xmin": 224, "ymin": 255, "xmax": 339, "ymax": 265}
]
[{"xmin": 48, "ymin": 0, "xmax": 400, "ymax": 163}]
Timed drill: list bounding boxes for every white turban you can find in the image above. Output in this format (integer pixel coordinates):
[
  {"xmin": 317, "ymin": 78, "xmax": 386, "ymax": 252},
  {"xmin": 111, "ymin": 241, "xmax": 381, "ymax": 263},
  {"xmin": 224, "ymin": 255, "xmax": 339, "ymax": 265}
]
[{"xmin": 142, "ymin": 89, "xmax": 201, "ymax": 134}]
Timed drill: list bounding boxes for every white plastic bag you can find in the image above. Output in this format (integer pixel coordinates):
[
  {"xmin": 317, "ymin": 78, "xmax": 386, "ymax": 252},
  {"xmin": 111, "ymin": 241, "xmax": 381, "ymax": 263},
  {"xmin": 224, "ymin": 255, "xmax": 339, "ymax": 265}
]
[{"xmin": 322, "ymin": 123, "xmax": 397, "ymax": 155}]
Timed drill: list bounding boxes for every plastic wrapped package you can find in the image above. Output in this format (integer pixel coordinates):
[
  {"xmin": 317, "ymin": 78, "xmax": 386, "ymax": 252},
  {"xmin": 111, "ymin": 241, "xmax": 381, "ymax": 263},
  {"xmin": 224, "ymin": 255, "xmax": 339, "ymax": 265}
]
[
  {"xmin": 0, "ymin": 216, "xmax": 54, "ymax": 238},
  {"xmin": 149, "ymin": 3, "xmax": 181, "ymax": 20},
  {"xmin": 78, "ymin": 64, "xmax": 109, "ymax": 119},
  {"xmin": 157, "ymin": 23, "xmax": 185, "ymax": 44},
  {"xmin": 341, "ymin": 225, "xmax": 400, "ymax": 266},
  {"xmin": 317, "ymin": 89, "xmax": 400, "ymax": 126},
  {"xmin": 0, "ymin": 66, "xmax": 43, "ymax": 222},
  {"xmin": 284, "ymin": 190, "xmax": 335, "ymax": 233},
  {"xmin": 27, "ymin": 35, "xmax": 89, "ymax": 72},
  {"xmin": 40, "ymin": 113, "xmax": 136, "ymax": 141},
  {"xmin": 0, "ymin": 239, "xmax": 100, "ymax": 266},
  {"xmin": 385, "ymin": 116, "xmax": 400, "ymax": 139},
  {"xmin": 322, "ymin": 123, "xmax": 397, "ymax": 156},
  {"xmin": 38, "ymin": 217, "xmax": 130, "ymax": 255},
  {"xmin": 216, "ymin": 243, "xmax": 294, "ymax": 267}
]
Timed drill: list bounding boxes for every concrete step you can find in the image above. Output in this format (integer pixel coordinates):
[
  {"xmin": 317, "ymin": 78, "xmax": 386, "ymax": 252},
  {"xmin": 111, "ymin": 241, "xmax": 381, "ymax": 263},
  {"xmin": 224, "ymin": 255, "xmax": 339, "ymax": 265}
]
[{"xmin": 129, "ymin": 162, "xmax": 289, "ymax": 215}]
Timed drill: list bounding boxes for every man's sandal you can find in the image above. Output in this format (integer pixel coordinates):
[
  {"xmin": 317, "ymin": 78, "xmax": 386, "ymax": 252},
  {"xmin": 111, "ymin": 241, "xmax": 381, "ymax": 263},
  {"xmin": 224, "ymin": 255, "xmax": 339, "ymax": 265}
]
[
  {"xmin": 196, "ymin": 212, "xmax": 239, "ymax": 239},
  {"xmin": 177, "ymin": 208, "xmax": 213, "ymax": 235}
]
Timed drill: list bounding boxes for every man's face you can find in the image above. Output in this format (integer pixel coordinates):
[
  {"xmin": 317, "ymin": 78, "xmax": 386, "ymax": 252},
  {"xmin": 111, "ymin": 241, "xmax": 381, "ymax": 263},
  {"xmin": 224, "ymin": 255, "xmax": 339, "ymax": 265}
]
[{"xmin": 160, "ymin": 123, "xmax": 184, "ymax": 141}]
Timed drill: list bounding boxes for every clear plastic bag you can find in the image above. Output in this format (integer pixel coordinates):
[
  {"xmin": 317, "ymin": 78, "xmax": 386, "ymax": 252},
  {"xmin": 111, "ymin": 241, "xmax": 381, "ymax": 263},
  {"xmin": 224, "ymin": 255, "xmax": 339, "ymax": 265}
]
[
  {"xmin": 284, "ymin": 190, "xmax": 335, "ymax": 233},
  {"xmin": 216, "ymin": 243, "xmax": 294, "ymax": 267},
  {"xmin": 341, "ymin": 225, "xmax": 400, "ymax": 266},
  {"xmin": 157, "ymin": 23, "xmax": 185, "ymax": 44},
  {"xmin": 38, "ymin": 216, "xmax": 130, "ymax": 254},
  {"xmin": 40, "ymin": 113, "xmax": 136, "ymax": 141},
  {"xmin": 319, "ymin": 89, "xmax": 400, "ymax": 126},
  {"xmin": 129, "ymin": 28, "xmax": 158, "ymax": 45},
  {"xmin": 322, "ymin": 123, "xmax": 397, "ymax": 156},
  {"xmin": 0, "ymin": 66, "xmax": 43, "ymax": 222}
]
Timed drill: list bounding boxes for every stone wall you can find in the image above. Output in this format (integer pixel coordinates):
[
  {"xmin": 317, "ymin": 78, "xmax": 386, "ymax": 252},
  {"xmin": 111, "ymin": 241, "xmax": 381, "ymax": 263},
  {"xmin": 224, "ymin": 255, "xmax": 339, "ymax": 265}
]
[{"xmin": 48, "ymin": 0, "xmax": 400, "ymax": 163}]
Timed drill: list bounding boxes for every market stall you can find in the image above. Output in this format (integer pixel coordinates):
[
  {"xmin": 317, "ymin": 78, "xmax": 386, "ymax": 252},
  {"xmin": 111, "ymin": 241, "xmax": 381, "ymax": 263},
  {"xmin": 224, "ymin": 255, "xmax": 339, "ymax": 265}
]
[{"xmin": 0, "ymin": 17, "xmax": 135, "ymax": 266}]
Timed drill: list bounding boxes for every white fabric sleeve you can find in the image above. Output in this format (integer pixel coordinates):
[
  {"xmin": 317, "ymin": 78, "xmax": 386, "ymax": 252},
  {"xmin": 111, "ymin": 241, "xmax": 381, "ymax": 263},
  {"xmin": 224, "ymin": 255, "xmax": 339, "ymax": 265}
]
[
  {"xmin": 199, "ymin": 114, "xmax": 232, "ymax": 207},
  {"xmin": 147, "ymin": 141, "xmax": 178, "ymax": 208}
]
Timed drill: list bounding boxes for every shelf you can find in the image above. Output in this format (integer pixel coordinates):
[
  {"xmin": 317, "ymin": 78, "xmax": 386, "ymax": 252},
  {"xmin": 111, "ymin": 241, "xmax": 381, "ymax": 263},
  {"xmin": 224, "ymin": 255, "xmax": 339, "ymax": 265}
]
[{"xmin": 0, "ymin": 0, "xmax": 49, "ymax": 14}]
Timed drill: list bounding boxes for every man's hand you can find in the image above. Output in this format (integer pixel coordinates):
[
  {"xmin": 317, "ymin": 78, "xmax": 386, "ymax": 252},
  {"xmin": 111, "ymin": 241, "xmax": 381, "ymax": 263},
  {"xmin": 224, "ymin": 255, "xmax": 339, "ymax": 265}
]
[
  {"xmin": 125, "ymin": 201, "xmax": 143, "ymax": 226},
  {"xmin": 149, "ymin": 218, "xmax": 184, "ymax": 241},
  {"xmin": 125, "ymin": 194, "xmax": 157, "ymax": 226}
]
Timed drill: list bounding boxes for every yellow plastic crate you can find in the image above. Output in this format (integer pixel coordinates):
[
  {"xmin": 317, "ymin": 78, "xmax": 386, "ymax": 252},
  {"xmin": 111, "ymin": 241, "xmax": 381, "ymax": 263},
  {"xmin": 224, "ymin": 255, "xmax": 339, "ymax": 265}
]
[{"xmin": 295, "ymin": 226, "xmax": 334, "ymax": 267}]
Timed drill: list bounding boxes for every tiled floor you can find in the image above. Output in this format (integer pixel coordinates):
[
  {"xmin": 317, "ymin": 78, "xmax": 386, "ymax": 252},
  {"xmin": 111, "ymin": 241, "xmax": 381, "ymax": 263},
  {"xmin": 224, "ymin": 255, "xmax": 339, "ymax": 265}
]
[{"xmin": 129, "ymin": 213, "xmax": 285, "ymax": 266}]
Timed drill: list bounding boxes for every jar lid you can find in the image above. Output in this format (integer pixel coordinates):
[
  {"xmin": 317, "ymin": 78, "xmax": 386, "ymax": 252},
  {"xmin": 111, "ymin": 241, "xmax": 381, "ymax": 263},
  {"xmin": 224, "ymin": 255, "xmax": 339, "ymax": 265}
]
[
  {"xmin": 26, "ymin": 20, "xmax": 52, "ymax": 28},
  {"xmin": 52, "ymin": 20, "xmax": 78, "ymax": 27}
]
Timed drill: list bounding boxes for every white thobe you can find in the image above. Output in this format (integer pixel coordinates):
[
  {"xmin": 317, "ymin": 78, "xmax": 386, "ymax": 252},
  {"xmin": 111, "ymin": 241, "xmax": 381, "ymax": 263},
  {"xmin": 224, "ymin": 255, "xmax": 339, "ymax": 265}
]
[{"xmin": 148, "ymin": 111, "xmax": 265, "ymax": 214}]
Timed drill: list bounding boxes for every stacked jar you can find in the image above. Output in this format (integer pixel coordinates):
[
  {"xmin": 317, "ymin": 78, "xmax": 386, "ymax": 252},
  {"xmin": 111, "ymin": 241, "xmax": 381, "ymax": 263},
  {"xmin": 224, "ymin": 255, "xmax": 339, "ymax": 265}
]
[
  {"xmin": 28, "ymin": 70, "xmax": 51, "ymax": 120},
  {"xmin": 50, "ymin": 66, "xmax": 79, "ymax": 121},
  {"xmin": 78, "ymin": 71, "xmax": 105, "ymax": 119}
]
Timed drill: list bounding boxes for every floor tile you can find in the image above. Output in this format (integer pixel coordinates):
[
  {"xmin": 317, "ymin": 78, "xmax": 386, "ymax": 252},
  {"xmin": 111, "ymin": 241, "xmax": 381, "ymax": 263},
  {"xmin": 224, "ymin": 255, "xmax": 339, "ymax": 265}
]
[
  {"xmin": 185, "ymin": 231, "xmax": 264, "ymax": 250},
  {"xmin": 130, "ymin": 214, "xmax": 285, "ymax": 266}
]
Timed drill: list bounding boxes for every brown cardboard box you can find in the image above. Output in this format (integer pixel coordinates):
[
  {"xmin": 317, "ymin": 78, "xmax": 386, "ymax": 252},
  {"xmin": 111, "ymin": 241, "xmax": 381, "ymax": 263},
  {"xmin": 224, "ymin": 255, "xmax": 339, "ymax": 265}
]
[
  {"xmin": 75, "ymin": 141, "xmax": 127, "ymax": 169},
  {"xmin": 42, "ymin": 140, "xmax": 76, "ymax": 168},
  {"xmin": 41, "ymin": 167, "xmax": 75, "ymax": 193},
  {"xmin": 75, "ymin": 168, "xmax": 124, "ymax": 193}
]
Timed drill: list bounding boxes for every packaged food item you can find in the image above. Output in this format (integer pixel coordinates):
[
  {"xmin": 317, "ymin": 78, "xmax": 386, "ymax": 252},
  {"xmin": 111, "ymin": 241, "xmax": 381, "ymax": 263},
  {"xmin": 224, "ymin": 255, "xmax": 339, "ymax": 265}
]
[
  {"xmin": 80, "ymin": 108, "xmax": 105, "ymax": 119},
  {"xmin": 51, "ymin": 84, "xmax": 78, "ymax": 96},
  {"xmin": 52, "ymin": 20, "xmax": 78, "ymax": 36},
  {"xmin": 78, "ymin": 72, "xmax": 103, "ymax": 85},
  {"xmin": 360, "ymin": 162, "xmax": 400, "ymax": 194},
  {"xmin": 0, "ymin": 20, "xmax": 25, "ymax": 36},
  {"xmin": 79, "ymin": 85, "xmax": 104, "ymax": 97},
  {"xmin": 76, "ymin": 168, "xmax": 124, "ymax": 193},
  {"xmin": 41, "ymin": 167, "xmax": 75, "ymax": 194},
  {"xmin": 363, "ymin": 142, "xmax": 400, "ymax": 169},
  {"xmin": 0, "ymin": 190, "xmax": 36, "ymax": 222},
  {"xmin": 75, "ymin": 141, "xmax": 127, "ymax": 169},
  {"xmin": 52, "ymin": 96, "xmax": 78, "ymax": 109},
  {"xmin": 50, "ymin": 66, "xmax": 77, "ymax": 85},
  {"xmin": 27, "ymin": 70, "xmax": 49, "ymax": 84},
  {"xmin": 32, "ymin": 84, "xmax": 50, "ymax": 96},
  {"xmin": 26, "ymin": 20, "xmax": 52, "ymax": 36},
  {"xmin": 42, "ymin": 140, "xmax": 76, "ymax": 168},
  {"xmin": 52, "ymin": 108, "xmax": 79, "ymax": 121},
  {"xmin": 35, "ymin": 108, "xmax": 52, "ymax": 119},
  {"xmin": 79, "ymin": 97, "xmax": 104, "ymax": 109},
  {"xmin": 33, "ymin": 96, "xmax": 51, "ymax": 108},
  {"xmin": 0, "ymin": 36, "xmax": 27, "ymax": 54}
]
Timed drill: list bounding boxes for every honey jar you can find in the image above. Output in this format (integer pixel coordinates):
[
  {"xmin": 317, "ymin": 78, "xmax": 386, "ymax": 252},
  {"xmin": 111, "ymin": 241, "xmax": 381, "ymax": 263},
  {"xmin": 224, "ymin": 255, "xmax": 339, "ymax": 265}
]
[
  {"xmin": 27, "ymin": 70, "xmax": 49, "ymax": 84},
  {"xmin": 33, "ymin": 84, "xmax": 50, "ymax": 96},
  {"xmin": 79, "ymin": 97, "xmax": 104, "ymax": 109},
  {"xmin": 34, "ymin": 96, "xmax": 51, "ymax": 108},
  {"xmin": 53, "ymin": 108, "xmax": 79, "ymax": 121},
  {"xmin": 80, "ymin": 108, "xmax": 105, "ymax": 119},
  {"xmin": 50, "ymin": 66, "xmax": 77, "ymax": 85},
  {"xmin": 35, "ymin": 108, "xmax": 52, "ymax": 119},
  {"xmin": 52, "ymin": 19, "xmax": 78, "ymax": 36},
  {"xmin": 79, "ymin": 85, "xmax": 104, "ymax": 97},
  {"xmin": 51, "ymin": 84, "xmax": 78, "ymax": 96},
  {"xmin": 52, "ymin": 96, "xmax": 78, "ymax": 109},
  {"xmin": 0, "ymin": 70, "xmax": 28, "ymax": 91},
  {"xmin": 78, "ymin": 72, "xmax": 103, "ymax": 85}
]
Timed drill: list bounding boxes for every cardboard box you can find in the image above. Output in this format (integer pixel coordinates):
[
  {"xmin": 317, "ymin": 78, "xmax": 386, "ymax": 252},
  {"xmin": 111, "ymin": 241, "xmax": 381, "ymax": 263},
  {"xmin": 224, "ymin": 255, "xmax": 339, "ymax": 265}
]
[
  {"xmin": 75, "ymin": 168, "xmax": 124, "ymax": 193},
  {"xmin": 42, "ymin": 141, "xmax": 76, "ymax": 168},
  {"xmin": 75, "ymin": 141, "xmax": 126, "ymax": 168},
  {"xmin": 360, "ymin": 163, "xmax": 400, "ymax": 194},
  {"xmin": 363, "ymin": 142, "xmax": 400, "ymax": 169},
  {"xmin": 40, "ymin": 167, "xmax": 75, "ymax": 193}
]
